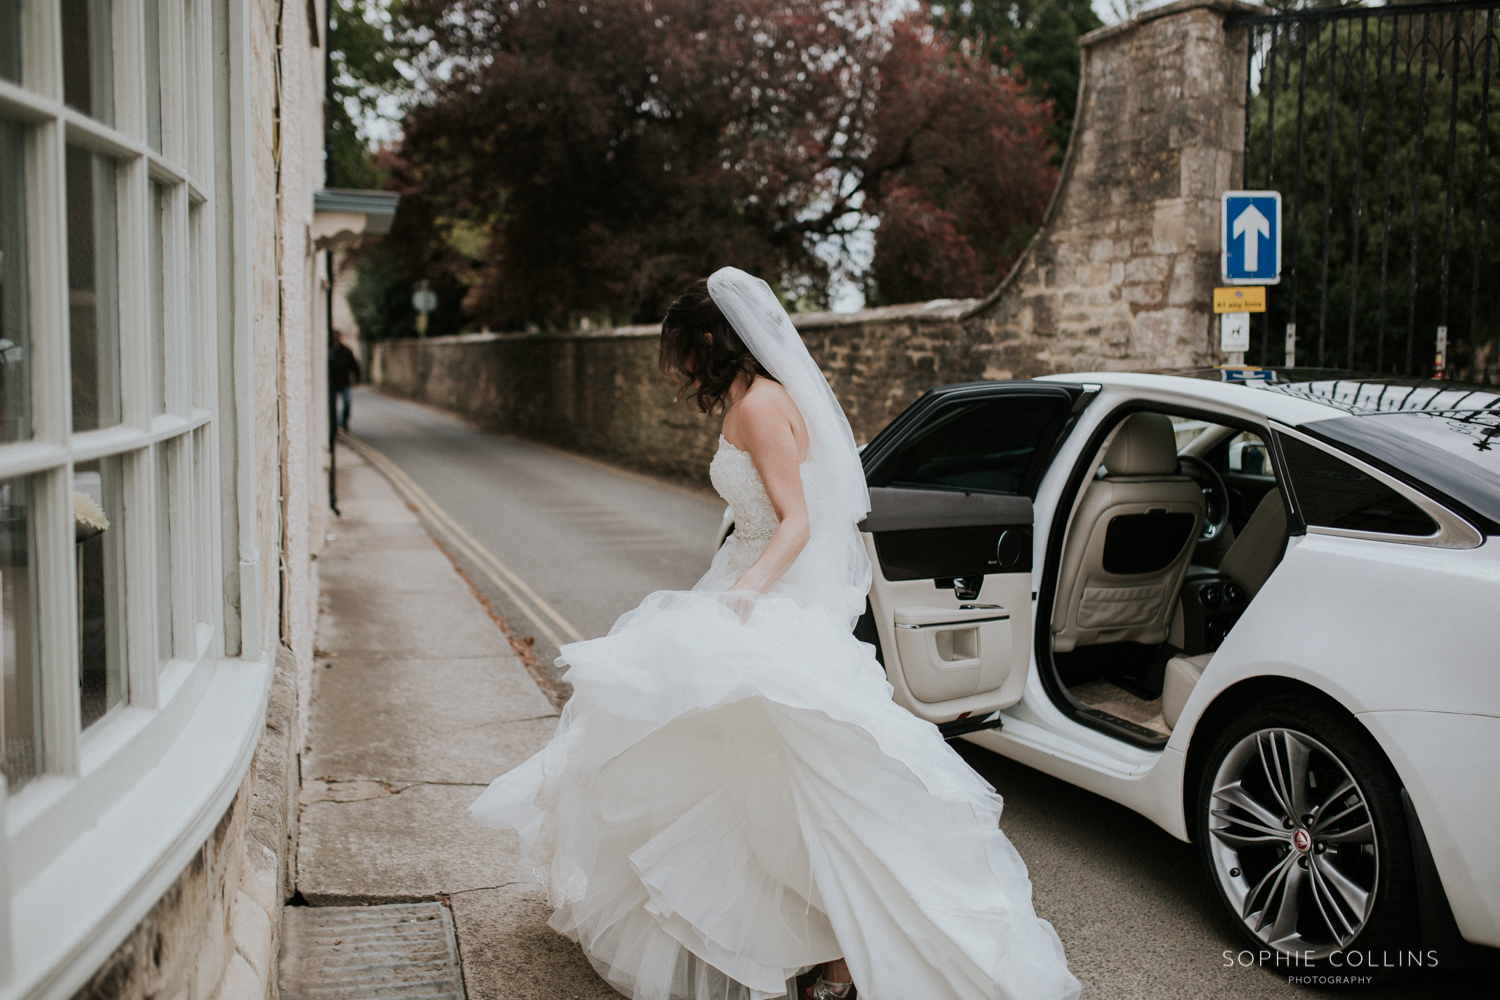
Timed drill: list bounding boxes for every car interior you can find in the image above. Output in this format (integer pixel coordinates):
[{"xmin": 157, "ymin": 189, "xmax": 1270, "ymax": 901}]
[{"xmin": 1048, "ymin": 410, "xmax": 1289, "ymax": 745}]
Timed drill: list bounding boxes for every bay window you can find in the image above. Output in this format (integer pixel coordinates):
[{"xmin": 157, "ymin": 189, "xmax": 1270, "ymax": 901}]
[{"xmin": 0, "ymin": 1, "xmax": 271, "ymax": 995}]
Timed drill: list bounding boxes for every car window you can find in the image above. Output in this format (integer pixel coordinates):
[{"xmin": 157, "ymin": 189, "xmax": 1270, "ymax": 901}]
[
  {"xmin": 872, "ymin": 396, "xmax": 1072, "ymax": 496},
  {"xmin": 1303, "ymin": 412, "xmax": 1500, "ymax": 532},
  {"xmin": 1225, "ymin": 431, "xmax": 1271, "ymax": 475},
  {"xmin": 1169, "ymin": 416, "xmax": 1213, "ymax": 451},
  {"xmin": 1278, "ymin": 437, "xmax": 1437, "ymax": 536}
]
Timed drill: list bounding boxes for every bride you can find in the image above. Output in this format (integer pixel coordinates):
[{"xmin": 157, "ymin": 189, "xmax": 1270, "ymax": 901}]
[{"xmin": 470, "ymin": 268, "xmax": 1080, "ymax": 1000}]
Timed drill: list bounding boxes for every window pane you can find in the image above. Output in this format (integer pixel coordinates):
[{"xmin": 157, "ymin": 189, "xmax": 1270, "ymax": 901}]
[
  {"xmin": 1169, "ymin": 417, "xmax": 1212, "ymax": 451},
  {"xmin": 0, "ymin": 117, "xmax": 30, "ymax": 442},
  {"xmin": 192, "ymin": 426, "xmax": 209, "ymax": 603},
  {"xmin": 0, "ymin": 0, "xmax": 20, "ymax": 83},
  {"xmin": 76, "ymin": 456, "xmax": 126, "ymax": 728},
  {"xmin": 150, "ymin": 182, "xmax": 167, "ymax": 414},
  {"xmin": 1, "ymin": 473, "xmax": 41, "ymax": 789},
  {"xmin": 154, "ymin": 443, "xmax": 172, "ymax": 665},
  {"xmin": 61, "ymin": 0, "xmax": 114, "ymax": 125},
  {"xmin": 1278, "ymin": 437, "xmax": 1438, "ymax": 537},
  {"xmin": 189, "ymin": 203, "xmax": 203, "ymax": 406},
  {"xmin": 1225, "ymin": 431, "xmax": 1271, "ymax": 476},
  {"xmin": 145, "ymin": 0, "xmax": 162, "ymax": 152},
  {"xmin": 67, "ymin": 145, "xmax": 122, "ymax": 432},
  {"xmin": 872, "ymin": 396, "xmax": 1071, "ymax": 496}
]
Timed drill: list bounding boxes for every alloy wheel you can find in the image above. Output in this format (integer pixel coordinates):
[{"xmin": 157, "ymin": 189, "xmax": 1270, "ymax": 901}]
[{"xmin": 1207, "ymin": 728, "xmax": 1379, "ymax": 958}]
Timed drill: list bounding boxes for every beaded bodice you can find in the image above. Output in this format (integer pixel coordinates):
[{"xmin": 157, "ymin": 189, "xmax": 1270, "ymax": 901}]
[{"xmin": 709, "ymin": 436, "xmax": 781, "ymax": 543}]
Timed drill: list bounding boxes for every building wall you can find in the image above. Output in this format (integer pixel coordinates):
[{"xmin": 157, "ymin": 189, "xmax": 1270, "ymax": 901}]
[
  {"xmin": 372, "ymin": 0, "xmax": 1260, "ymax": 485},
  {"xmin": 64, "ymin": 0, "xmax": 329, "ymax": 997},
  {"xmin": 66, "ymin": 651, "xmax": 299, "ymax": 1000}
]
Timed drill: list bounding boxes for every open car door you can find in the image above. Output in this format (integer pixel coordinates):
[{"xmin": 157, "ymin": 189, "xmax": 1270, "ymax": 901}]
[{"xmin": 857, "ymin": 381, "xmax": 1090, "ymax": 735}]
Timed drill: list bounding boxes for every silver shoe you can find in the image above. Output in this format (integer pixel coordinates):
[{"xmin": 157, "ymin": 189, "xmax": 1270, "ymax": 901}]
[{"xmin": 805, "ymin": 977, "xmax": 854, "ymax": 1000}]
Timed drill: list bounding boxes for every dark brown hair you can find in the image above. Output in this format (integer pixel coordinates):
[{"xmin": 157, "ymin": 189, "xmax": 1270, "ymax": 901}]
[{"xmin": 658, "ymin": 278, "xmax": 775, "ymax": 415}]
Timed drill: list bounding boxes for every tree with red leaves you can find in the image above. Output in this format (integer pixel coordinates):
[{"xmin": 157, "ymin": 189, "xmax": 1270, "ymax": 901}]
[{"xmin": 382, "ymin": 0, "xmax": 1057, "ymax": 330}]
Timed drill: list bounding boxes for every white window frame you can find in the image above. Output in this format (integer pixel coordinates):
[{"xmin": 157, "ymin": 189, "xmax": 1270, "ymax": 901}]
[{"xmin": 0, "ymin": 2, "xmax": 268, "ymax": 997}]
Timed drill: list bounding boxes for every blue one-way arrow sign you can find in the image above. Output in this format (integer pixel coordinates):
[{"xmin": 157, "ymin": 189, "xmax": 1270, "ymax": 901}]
[{"xmin": 1221, "ymin": 190, "xmax": 1281, "ymax": 284}]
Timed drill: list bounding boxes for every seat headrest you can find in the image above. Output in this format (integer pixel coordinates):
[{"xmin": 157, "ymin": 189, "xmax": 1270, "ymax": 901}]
[{"xmin": 1103, "ymin": 413, "xmax": 1181, "ymax": 477}]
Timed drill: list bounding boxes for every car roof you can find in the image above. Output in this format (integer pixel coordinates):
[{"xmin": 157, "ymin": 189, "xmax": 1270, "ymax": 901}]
[
  {"xmin": 1035, "ymin": 371, "xmax": 1332, "ymax": 424},
  {"xmin": 1036, "ymin": 371, "xmax": 1500, "ymax": 424}
]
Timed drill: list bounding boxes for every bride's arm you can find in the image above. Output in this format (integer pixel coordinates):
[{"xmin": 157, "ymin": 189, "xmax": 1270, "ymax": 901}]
[{"xmin": 729, "ymin": 388, "xmax": 810, "ymax": 595}]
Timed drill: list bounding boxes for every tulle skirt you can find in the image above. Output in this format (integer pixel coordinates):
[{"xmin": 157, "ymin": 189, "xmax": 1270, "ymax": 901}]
[{"xmin": 470, "ymin": 590, "xmax": 1081, "ymax": 1000}]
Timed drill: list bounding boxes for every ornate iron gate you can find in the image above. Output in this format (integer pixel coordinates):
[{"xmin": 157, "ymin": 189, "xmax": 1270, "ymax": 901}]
[{"xmin": 1229, "ymin": 1, "xmax": 1499, "ymax": 379}]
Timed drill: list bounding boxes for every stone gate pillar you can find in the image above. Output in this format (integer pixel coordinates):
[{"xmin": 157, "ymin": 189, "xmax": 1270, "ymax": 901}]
[{"xmin": 969, "ymin": 0, "xmax": 1267, "ymax": 376}]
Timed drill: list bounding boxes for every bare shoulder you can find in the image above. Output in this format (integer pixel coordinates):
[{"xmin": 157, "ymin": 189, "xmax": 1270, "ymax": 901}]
[
  {"xmin": 740, "ymin": 377, "xmax": 797, "ymax": 416},
  {"xmin": 737, "ymin": 378, "xmax": 804, "ymax": 433}
]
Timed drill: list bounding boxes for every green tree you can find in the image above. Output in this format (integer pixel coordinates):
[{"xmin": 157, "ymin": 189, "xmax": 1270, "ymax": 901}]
[
  {"xmin": 934, "ymin": 0, "xmax": 1104, "ymax": 158},
  {"xmin": 326, "ymin": 0, "xmax": 422, "ymax": 343},
  {"xmin": 1245, "ymin": 15, "xmax": 1500, "ymax": 376},
  {"xmin": 326, "ymin": 0, "xmax": 409, "ymax": 188}
]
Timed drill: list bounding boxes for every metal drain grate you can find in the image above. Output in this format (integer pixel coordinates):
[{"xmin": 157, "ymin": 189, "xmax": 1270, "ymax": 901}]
[{"xmin": 279, "ymin": 902, "xmax": 465, "ymax": 1000}]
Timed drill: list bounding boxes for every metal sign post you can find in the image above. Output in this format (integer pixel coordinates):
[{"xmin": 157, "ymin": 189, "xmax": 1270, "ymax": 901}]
[
  {"xmin": 412, "ymin": 280, "xmax": 438, "ymax": 338},
  {"xmin": 1219, "ymin": 191, "xmax": 1280, "ymax": 377}
]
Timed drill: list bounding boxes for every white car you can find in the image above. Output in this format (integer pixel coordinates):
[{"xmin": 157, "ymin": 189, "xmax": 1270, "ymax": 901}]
[{"xmin": 718, "ymin": 372, "xmax": 1499, "ymax": 974}]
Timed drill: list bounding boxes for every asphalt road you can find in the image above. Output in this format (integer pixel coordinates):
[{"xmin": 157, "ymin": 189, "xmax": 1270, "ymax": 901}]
[{"xmin": 345, "ymin": 387, "xmax": 1485, "ymax": 1000}]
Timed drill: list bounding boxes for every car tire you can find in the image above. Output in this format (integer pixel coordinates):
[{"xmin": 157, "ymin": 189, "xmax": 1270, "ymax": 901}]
[{"xmin": 1194, "ymin": 695, "xmax": 1419, "ymax": 978}]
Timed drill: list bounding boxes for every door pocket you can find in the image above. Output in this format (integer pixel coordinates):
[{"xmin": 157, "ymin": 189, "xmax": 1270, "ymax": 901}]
[{"xmin": 893, "ymin": 606, "xmax": 1012, "ymax": 703}]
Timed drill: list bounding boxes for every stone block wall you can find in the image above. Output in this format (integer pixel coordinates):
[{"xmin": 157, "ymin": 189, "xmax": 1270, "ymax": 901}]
[
  {"xmin": 375, "ymin": 299, "xmax": 987, "ymax": 485},
  {"xmin": 970, "ymin": 0, "xmax": 1258, "ymax": 373},
  {"xmin": 68, "ymin": 650, "xmax": 300, "ymax": 1000},
  {"xmin": 374, "ymin": 0, "xmax": 1263, "ymax": 485}
]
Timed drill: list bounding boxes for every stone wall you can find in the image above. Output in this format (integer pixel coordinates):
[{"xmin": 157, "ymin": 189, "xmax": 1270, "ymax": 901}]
[
  {"xmin": 374, "ymin": 0, "xmax": 1263, "ymax": 485},
  {"xmin": 68, "ymin": 650, "xmax": 300, "ymax": 1000},
  {"xmin": 972, "ymin": 0, "xmax": 1258, "ymax": 373},
  {"xmin": 375, "ymin": 298, "xmax": 982, "ymax": 485}
]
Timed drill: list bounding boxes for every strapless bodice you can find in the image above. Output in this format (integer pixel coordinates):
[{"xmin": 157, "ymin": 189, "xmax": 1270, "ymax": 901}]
[{"xmin": 709, "ymin": 436, "xmax": 782, "ymax": 543}]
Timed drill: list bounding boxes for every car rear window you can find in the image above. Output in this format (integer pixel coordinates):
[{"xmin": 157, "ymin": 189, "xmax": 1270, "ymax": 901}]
[
  {"xmin": 1300, "ymin": 413, "xmax": 1500, "ymax": 533},
  {"xmin": 1277, "ymin": 437, "xmax": 1437, "ymax": 536}
]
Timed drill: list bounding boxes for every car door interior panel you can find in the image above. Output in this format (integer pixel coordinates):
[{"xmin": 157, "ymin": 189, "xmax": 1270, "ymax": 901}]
[
  {"xmin": 865, "ymin": 537, "xmax": 1033, "ymax": 723},
  {"xmin": 872, "ymin": 523, "xmax": 1032, "ymax": 581},
  {"xmin": 892, "ymin": 605, "xmax": 1013, "ymax": 702},
  {"xmin": 859, "ymin": 383, "xmax": 1086, "ymax": 726}
]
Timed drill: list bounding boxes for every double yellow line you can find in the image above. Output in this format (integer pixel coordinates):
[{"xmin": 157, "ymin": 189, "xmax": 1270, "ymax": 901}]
[{"xmin": 340, "ymin": 432, "xmax": 586, "ymax": 650}]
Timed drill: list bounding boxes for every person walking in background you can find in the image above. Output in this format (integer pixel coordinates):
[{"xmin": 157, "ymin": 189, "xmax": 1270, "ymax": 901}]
[{"xmin": 330, "ymin": 332, "xmax": 362, "ymax": 431}]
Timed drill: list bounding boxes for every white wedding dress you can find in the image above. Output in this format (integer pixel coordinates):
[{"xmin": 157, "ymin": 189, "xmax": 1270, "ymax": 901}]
[{"xmin": 469, "ymin": 431, "xmax": 1082, "ymax": 1000}]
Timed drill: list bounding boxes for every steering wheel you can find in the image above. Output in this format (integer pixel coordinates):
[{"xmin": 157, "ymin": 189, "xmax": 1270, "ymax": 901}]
[{"xmin": 1178, "ymin": 454, "xmax": 1230, "ymax": 544}]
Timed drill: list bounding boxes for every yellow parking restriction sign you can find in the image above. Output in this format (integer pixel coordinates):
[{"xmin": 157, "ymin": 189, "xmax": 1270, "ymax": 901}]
[{"xmin": 1213, "ymin": 286, "xmax": 1266, "ymax": 313}]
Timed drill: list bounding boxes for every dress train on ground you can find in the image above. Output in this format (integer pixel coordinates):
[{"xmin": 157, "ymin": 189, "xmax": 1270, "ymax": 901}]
[{"xmin": 471, "ymin": 590, "xmax": 1081, "ymax": 1000}]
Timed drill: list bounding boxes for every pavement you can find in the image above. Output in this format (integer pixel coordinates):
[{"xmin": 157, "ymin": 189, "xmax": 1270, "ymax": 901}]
[
  {"xmin": 291, "ymin": 388, "xmax": 1489, "ymax": 999},
  {"xmin": 296, "ymin": 441, "xmax": 619, "ymax": 998},
  {"xmin": 338, "ymin": 387, "xmax": 725, "ymax": 693}
]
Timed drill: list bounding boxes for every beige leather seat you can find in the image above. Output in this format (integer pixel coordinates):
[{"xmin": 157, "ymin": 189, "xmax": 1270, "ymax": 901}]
[
  {"xmin": 1161, "ymin": 489, "xmax": 1289, "ymax": 728},
  {"xmin": 1053, "ymin": 414, "xmax": 1205, "ymax": 653},
  {"xmin": 1216, "ymin": 487, "xmax": 1288, "ymax": 600},
  {"xmin": 1161, "ymin": 652, "xmax": 1213, "ymax": 730}
]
